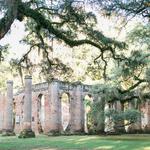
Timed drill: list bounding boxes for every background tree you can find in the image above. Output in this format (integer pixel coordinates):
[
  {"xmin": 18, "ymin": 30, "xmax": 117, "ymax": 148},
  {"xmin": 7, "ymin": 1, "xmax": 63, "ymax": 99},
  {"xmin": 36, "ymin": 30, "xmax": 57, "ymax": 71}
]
[
  {"xmin": 95, "ymin": 0, "xmax": 150, "ymax": 20},
  {"xmin": 85, "ymin": 0, "xmax": 150, "ymax": 133},
  {"xmin": 0, "ymin": 0, "xmax": 150, "ymax": 134},
  {"xmin": 0, "ymin": 0, "xmax": 126, "ymax": 85}
]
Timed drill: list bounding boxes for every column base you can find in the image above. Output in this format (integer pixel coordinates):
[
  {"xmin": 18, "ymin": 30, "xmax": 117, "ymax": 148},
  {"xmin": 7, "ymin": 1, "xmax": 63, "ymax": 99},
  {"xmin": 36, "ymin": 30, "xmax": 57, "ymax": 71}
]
[
  {"xmin": 18, "ymin": 129, "xmax": 35, "ymax": 138},
  {"xmin": 114, "ymin": 125, "xmax": 126, "ymax": 134},
  {"xmin": 0, "ymin": 130, "xmax": 2, "ymax": 134},
  {"xmin": 47, "ymin": 130, "xmax": 61, "ymax": 136},
  {"xmin": 127, "ymin": 124, "xmax": 142, "ymax": 134},
  {"xmin": 143, "ymin": 125, "xmax": 150, "ymax": 133},
  {"xmin": 62, "ymin": 129, "xmax": 85, "ymax": 135},
  {"xmin": 2, "ymin": 129, "xmax": 15, "ymax": 136}
]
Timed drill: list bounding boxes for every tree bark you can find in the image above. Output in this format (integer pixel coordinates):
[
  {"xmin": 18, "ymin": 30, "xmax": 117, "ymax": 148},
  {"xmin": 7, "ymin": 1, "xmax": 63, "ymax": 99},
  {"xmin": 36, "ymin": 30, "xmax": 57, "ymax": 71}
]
[{"xmin": 0, "ymin": 0, "xmax": 19, "ymax": 39}]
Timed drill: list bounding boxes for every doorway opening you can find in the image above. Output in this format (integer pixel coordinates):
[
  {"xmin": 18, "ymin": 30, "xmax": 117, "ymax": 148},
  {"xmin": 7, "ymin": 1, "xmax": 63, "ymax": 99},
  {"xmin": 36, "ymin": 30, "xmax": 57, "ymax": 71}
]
[
  {"xmin": 37, "ymin": 94, "xmax": 45, "ymax": 133},
  {"xmin": 84, "ymin": 94, "xmax": 93, "ymax": 133},
  {"xmin": 61, "ymin": 93, "xmax": 70, "ymax": 131}
]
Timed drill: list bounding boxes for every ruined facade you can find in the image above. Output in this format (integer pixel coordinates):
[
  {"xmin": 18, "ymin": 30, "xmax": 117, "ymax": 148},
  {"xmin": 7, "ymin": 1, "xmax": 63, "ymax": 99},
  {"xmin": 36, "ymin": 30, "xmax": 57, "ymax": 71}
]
[
  {"xmin": 0, "ymin": 76, "xmax": 91, "ymax": 135},
  {"xmin": 0, "ymin": 76, "xmax": 150, "ymax": 135}
]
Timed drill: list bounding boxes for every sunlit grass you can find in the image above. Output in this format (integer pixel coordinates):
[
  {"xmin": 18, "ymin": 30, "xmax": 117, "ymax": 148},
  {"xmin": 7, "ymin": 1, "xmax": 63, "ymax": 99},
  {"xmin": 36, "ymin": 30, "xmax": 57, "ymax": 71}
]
[{"xmin": 0, "ymin": 134, "xmax": 150, "ymax": 150}]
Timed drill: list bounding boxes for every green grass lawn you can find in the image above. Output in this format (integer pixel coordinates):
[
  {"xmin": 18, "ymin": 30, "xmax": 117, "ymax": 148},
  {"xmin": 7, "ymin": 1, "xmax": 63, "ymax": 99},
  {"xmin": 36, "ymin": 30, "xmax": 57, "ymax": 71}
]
[{"xmin": 0, "ymin": 134, "xmax": 150, "ymax": 150}]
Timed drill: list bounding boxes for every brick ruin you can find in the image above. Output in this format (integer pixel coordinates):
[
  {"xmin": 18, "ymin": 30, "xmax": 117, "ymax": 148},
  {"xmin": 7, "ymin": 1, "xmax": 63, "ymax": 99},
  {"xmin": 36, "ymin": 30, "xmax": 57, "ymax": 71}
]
[
  {"xmin": 0, "ymin": 75, "xmax": 150, "ymax": 135},
  {"xmin": 0, "ymin": 76, "xmax": 91, "ymax": 135}
]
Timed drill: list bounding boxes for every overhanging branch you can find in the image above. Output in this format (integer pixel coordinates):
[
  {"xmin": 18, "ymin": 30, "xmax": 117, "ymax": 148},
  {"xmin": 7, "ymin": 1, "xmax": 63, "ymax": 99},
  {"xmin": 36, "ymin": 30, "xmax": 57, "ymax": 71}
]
[
  {"xmin": 18, "ymin": 3, "xmax": 122, "ymax": 55},
  {"xmin": 0, "ymin": 0, "xmax": 20, "ymax": 39}
]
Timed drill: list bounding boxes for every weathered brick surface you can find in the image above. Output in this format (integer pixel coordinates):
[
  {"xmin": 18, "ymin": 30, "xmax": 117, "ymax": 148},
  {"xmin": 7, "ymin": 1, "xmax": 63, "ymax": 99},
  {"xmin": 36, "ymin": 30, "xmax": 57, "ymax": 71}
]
[
  {"xmin": 141, "ymin": 101, "xmax": 150, "ymax": 131},
  {"xmin": 13, "ymin": 94, "xmax": 24, "ymax": 133},
  {"xmin": 1, "ymin": 80, "xmax": 150, "ymax": 135},
  {"xmin": 0, "ymin": 93, "xmax": 5, "ymax": 132},
  {"xmin": 3, "ymin": 81, "xmax": 14, "ymax": 132},
  {"xmin": 0, "ymin": 81, "xmax": 88, "ymax": 135}
]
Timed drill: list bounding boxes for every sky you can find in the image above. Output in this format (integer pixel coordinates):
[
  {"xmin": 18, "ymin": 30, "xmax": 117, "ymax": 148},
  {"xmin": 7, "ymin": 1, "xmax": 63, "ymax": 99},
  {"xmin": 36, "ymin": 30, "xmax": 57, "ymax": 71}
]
[{"xmin": 0, "ymin": 20, "xmax": 28, "ymax": 59}]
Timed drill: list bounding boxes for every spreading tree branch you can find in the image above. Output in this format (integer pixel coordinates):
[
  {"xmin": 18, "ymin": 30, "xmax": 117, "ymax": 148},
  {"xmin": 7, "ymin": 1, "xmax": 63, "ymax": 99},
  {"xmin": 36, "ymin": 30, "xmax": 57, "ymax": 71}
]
[{"xmin": 0, "ymin": 0, "xmax": 19, "ymax": 39}]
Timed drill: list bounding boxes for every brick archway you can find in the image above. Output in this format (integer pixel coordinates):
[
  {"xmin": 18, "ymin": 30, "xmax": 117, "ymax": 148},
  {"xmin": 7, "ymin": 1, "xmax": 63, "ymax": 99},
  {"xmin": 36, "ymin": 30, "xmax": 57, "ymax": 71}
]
[{"xmin": 3, "ymin": 79, "xmax": 94, "ymax": 134}]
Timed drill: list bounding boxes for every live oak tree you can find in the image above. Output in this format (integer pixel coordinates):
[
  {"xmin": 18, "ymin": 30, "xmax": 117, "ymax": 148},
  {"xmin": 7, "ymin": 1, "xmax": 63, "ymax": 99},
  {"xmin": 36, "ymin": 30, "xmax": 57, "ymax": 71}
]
[
  {"xmin": 0, "ymin": 0, "xmax": 126, "ymax": 83},
  {"xmin": 95, "ymin": 0, "xmax": 150, "ymax": 20},
  {"xmin": 0, "ymin": 0, "xmax": 150, "ymax": 133},
  {"xmin": 0, "ymin": 45, "xmax": 10, "ymax": 90},
  {"xmin": 86, "ymin": 0, "xmax": 150, "ymax": 133},
  {"xmin": 0, "ymin": 1, "xmax": 124, "ymax": 60}
]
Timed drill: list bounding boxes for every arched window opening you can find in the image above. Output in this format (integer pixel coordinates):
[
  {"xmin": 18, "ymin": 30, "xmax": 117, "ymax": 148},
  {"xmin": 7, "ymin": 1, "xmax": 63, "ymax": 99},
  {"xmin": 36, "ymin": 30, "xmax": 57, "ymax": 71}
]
[
  {"xmin": 84, "ymin": 94, "xmax": 93, "ymax": 133},
  {"xmin": 37, "ymin": 94, "xmax": 45, "ymax": 133},
  {"xmin": 61, "ymin": 93, "xmax": 70, "ymax": 131}
]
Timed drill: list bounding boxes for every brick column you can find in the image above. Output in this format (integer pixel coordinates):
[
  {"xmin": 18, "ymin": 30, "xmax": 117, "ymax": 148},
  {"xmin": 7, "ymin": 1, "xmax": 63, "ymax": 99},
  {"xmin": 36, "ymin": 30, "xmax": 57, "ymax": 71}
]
[
  {"xmin": 70, "ymin": 83, "xmax": 84, "ymax": 133},
  {"xmin": 142, "ymin": 101, "xmax": 150, "ymax": 132},
  {"xmin": 44, "ymin": 94, "xmax": 51, "ymax": 133},
  {"xmin": 48, "ymin": 80, "xmax": 61, "ymax": 134},
  {"xmin": 114, "ymin": 101, "xmax": 125, "ymax": 133},
  {"xmin": 19, "ymin": 75, "xmax": 35, "ymax": 138},
  {"xmin": 104, "ymin": 102, "xmax": 115, "ymax": 133},
  {"xmin": 23, "ymin": 76, "xmax": 32, "ymax": 130},
  {"xmin": 127, "ymin": 101, "xmax": 141, "ymax": 133},
  {"xmin": 0, "ymin": 93, "xmax": 4, "ymax": 133},
  {"xmin": 2, "ymin": 81, "xmax": 15, "ymax": 136},
  {"xmin": 94, "ymin": 96, "xmax": 105, "ymax": 133}
]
